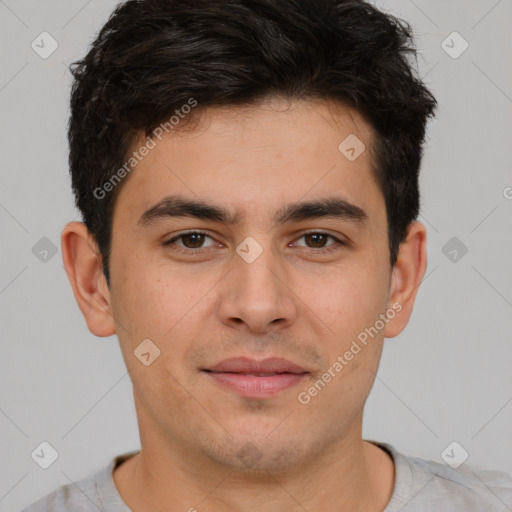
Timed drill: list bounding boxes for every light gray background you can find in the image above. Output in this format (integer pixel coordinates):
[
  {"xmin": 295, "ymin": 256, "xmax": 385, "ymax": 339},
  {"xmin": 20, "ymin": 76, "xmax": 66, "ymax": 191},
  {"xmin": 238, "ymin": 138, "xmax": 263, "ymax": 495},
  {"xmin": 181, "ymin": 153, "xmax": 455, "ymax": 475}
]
[{"xmin": 1, "ymin": 0, "xmax": 511, "ymax": 510}]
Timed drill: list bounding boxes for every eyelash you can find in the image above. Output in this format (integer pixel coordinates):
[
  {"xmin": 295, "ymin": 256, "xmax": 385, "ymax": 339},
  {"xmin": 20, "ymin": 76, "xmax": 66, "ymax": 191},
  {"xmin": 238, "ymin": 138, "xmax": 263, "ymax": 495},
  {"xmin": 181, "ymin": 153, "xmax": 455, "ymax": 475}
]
[{"xmin": 163, "ymin": 230, "xmax": 347, "ymax": 254}]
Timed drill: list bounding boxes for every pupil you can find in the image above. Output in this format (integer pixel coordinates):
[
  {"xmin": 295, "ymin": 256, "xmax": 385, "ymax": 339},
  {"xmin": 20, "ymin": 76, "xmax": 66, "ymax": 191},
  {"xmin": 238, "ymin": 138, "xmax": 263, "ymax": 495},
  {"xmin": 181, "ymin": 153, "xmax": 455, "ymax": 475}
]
[
  {"xmin": 307, "ymin": 233, "xmax": 326, "ymax": 248},
  {"xmin": 183, "ymin": 233, "xmax": 204, "ymax": 248}
]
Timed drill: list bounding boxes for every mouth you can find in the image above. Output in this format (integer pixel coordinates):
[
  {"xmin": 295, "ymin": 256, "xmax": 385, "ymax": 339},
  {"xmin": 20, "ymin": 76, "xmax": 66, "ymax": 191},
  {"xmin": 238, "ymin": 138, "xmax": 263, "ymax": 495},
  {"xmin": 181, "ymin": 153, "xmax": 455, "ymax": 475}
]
[{"xmin": 201, "ymin": 357, "xmax": 309, "ymax": 398}]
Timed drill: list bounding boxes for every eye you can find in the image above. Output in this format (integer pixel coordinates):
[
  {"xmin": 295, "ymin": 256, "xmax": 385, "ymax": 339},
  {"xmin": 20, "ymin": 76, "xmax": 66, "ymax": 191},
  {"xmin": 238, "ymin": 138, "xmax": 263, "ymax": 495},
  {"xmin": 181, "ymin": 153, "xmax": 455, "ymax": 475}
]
[
  {"xmin": 292, "ymin": 231, "xmax": 346, "ymax": 251},
  {"xmin": 163, "ymin": 231, "xmax": 216, "ymax": 250},
  {"xmin": 163, "ymin": 230, "xmax": 347, "ymax": 254}
]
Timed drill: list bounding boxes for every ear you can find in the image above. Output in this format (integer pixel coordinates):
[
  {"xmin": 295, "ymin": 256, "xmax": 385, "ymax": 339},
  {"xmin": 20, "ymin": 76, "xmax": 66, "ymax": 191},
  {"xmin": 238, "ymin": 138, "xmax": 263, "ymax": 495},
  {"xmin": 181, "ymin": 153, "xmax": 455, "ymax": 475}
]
[
  {"xmin": 384, "ymin": 221, "xmax": 427, "ymax": 339},
  {"xmin": 61, "ymin": 221, "xmax": 116, "ymax": 337}
]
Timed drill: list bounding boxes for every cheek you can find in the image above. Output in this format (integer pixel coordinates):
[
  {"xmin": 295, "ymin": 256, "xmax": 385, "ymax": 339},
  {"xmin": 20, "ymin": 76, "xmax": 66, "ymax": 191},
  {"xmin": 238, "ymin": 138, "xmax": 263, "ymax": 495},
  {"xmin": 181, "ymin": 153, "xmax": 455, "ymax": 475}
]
[
  {"xmin": 111, "ymin": 265, "xmax": 215, "ymax": 375},
  {"xmin": 111, "ymin": 274, "xmax": 201, "ymax": 403},
  {"xmin": 113, "ymin": 259, "xmax": 206, "ymax": 335},
  {"xmin": 302, "ymin": 260, "xmax": 389, "ymax": 338}
]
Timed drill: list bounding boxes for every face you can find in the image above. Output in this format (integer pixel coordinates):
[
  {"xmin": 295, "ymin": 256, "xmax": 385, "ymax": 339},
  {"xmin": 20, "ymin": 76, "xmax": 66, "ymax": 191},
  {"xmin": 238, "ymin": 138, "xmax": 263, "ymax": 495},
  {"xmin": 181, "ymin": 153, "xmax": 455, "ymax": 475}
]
[{"xmin": 106, "ymin": 98, "xmax": 398, "ymax": 471}]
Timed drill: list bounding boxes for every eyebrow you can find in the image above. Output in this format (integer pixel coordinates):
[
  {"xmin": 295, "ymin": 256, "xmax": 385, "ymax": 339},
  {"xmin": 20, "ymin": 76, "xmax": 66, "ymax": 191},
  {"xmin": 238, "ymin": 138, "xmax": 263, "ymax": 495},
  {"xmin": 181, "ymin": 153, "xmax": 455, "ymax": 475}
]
[{"xmin": 137, "ymin": 194, "xmax": 368, "ymax": 227}]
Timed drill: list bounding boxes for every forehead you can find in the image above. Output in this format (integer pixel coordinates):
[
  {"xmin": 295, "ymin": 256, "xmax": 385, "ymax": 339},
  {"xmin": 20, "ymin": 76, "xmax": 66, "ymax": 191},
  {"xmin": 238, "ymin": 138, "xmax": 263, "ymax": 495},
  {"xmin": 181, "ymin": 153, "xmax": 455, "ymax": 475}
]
[{"xmin": 112, "ymin": 98, "xmax": 385, "ymax": 231}]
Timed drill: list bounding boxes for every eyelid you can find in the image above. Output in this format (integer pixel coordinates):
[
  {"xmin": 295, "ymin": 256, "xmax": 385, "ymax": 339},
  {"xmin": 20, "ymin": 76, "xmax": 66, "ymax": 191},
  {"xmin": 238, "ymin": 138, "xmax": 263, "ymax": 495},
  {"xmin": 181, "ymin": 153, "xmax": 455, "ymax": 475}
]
[
  {"xmin": 295, "ymin": 228, "xmax": 346, "ymax": 240},
  {"xmin": 164, "ymin": 229, "xmax": 216, "ymax": 247},
  {"xmin": 290, "ymin": 230, "xmax": 347, "ymax": 248}
]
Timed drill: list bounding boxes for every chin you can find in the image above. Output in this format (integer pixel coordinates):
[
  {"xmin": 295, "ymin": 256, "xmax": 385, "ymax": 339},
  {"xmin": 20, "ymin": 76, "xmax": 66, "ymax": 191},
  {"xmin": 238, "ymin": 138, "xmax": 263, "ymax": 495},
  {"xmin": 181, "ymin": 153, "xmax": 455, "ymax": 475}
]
[{"xmin": 195, "ymin": 426, "xmax": 313, "ymax": 473}]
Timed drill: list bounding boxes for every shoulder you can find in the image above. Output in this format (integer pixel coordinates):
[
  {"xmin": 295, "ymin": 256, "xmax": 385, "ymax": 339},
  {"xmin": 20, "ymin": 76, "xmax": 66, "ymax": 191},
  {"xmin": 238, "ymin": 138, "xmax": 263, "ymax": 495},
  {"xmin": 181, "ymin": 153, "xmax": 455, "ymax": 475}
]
[
  {"xmin": 375, "ymin": 442, "xmax": 512, "ymax": 511},
  {"xmin": 20, "ymin": 472, "xmax": 104, "ymax": 512},
  {"xmin": 19, "ymin": 452, "xmax": 137, "ymax": 512}
]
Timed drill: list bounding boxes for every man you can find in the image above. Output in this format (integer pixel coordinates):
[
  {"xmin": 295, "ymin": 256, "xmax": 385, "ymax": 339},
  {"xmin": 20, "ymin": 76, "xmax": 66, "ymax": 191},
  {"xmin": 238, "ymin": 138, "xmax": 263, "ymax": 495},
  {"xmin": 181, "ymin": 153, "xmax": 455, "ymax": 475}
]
[{"xmin": 22, "ymin": 0, "xmax": 512, "ymax": 510}]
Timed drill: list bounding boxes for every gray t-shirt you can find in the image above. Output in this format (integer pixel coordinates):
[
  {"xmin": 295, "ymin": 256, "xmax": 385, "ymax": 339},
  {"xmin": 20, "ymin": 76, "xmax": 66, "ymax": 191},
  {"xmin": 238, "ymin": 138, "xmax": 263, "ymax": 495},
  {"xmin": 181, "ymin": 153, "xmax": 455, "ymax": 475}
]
[{"xmin": 20, "ymin": 442, "xmax": 512, "ymax": 511}]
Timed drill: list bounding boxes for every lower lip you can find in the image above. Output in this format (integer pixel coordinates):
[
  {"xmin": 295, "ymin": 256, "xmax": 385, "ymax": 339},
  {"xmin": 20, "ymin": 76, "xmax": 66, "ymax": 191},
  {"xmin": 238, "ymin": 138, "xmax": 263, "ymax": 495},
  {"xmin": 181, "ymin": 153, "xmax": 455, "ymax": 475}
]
[{"xmin": 203, "ymin": 371, "xmax": 307, "ymax": 398}]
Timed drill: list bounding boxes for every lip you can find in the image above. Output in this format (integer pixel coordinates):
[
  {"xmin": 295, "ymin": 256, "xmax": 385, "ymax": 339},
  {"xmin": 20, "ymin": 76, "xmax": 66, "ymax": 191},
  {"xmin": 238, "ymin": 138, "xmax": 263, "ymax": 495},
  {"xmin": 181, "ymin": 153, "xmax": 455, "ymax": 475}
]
[
  {"xmin": 206, "ymin": 357, "xmax": 307, "ymax": 374},
  {"xmin": 202, "ymin": 357, "xmax": 309, "ymax": 398}
]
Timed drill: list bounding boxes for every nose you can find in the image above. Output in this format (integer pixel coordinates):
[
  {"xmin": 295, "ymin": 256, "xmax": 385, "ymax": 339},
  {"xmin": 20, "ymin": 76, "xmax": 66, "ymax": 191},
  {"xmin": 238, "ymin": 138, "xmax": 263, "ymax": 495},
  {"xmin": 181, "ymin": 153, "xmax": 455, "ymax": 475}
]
[{"xmin": 216, "ymin": 246, "xmax": 298, "ymax": 334}]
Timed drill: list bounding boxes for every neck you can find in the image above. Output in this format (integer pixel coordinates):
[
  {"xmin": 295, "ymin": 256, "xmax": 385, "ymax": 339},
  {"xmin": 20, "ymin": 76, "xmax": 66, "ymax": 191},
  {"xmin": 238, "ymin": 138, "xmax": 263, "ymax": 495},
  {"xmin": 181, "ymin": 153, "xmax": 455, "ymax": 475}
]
[{"xmin": 114, "ymin": 420, "xmax": 394, "ymax": 512}]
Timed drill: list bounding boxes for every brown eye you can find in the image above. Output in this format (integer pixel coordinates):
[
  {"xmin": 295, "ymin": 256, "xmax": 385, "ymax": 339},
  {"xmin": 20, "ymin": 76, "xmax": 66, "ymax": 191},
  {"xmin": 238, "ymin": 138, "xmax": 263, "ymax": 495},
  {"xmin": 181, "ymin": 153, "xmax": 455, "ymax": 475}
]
[
  {"xmin": 303, "ymin": 233, "xmax": 330, "ymax": 248},
  {"xmin": 164, "ymin": 231, "xmax": 216, "ymax": 251},
  {"xmin": 293, "ymin": 232, "xmax": 344, "ymax": 251},
  {"xmin": 180, "ymin": 233, "xmax": 206, "ymax": 248}
]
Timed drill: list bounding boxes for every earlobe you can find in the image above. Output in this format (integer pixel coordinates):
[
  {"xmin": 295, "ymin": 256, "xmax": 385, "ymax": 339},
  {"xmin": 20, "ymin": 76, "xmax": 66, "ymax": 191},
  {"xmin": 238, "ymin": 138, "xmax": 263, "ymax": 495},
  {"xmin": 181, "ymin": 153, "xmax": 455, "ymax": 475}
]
[
  {"xmin": 384, "ymin": 221, "xmax": 427, "ymax": 339},
  {"xmin": 61, "ymin": 221, "xmax": 116, "ymax": 337}
]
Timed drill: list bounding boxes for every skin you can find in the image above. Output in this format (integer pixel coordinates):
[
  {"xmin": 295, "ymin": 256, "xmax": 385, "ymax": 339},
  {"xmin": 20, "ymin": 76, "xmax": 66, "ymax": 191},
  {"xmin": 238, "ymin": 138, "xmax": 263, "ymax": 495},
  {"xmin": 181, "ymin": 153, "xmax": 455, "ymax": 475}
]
[{"xmin": 62, "ymin": 97, "xmax": 427, "ymax": 512}]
